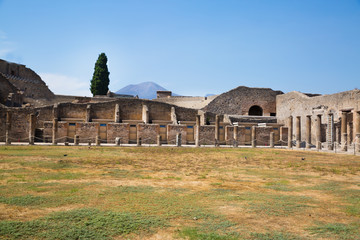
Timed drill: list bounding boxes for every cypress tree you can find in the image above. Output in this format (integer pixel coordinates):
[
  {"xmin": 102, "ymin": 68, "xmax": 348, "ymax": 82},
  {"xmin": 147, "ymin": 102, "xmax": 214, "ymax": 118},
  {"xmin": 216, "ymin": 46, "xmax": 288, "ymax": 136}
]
[{"xmin": 90, "ymin": 53, "xmax": 110, "ymax": 96}]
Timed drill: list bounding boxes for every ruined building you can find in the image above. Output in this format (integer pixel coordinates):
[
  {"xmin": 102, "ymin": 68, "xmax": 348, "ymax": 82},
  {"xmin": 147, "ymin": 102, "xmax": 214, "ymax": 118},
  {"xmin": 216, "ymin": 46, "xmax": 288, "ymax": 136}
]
[{"xmin": 1, "ymin": 59, "xmax": 359, "ymax": 153}]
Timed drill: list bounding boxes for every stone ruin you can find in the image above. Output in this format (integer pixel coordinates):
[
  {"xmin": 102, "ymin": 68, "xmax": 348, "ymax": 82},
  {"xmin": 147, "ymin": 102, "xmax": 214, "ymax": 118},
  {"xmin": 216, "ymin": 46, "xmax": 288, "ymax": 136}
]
[{"xmin": 1, "ymin": 58, "xmax": 360, "ymax": 153}]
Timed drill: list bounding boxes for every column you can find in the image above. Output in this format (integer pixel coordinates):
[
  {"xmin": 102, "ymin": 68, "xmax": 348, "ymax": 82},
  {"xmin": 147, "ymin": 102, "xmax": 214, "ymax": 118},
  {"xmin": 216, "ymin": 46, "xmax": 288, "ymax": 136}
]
[
  {"xmin": 356, "ymin": 111, "xmax": 360, "ymax": 152},
  {"xmin": 114, "ymin": 104, "xmax": 120, "ymax": 123},
  {"xmin": 233, "ymin": 126, "xmax": 238, "ymax": 147},
  {"xmin": 29, "ymin": 114, "xmax": 36, "ymax": 145},
  {"xmin": 142, "ymin": 105, "xmax": 149, "ymax": 124},
  {"xmin": 327, "ymin": 114, "xmax": 334, "ymax": 150},
  {"xmin": 85, "ymin": 105, "xmax": 91, "ymax": 122},
  {"xmin": 341, "ymin": 111, "xmax": 348, "ymax": 151},
  {"xmin": 270, "ymin": 132, "xmax": 274, "ymax": 148},
  {"xmin": 306, "ymin": 115, "xmax": 311, "ymax": 149},
  {"xmin": 195, "ymin": 115, "xmax": 200, "ymax": 147},
  {"xmin": 157, "ymin": 135, "xmax": 161, "ymax": 146},
  {"xmin": 316, "ymin": 114, "xmax": 322, "ymax": 150},
  {"xmin": 215, "ymin": 115, "xmax": 220, "ymax": 147},
  {"xmin": 251, "ymin": 126, "xmax": 256, "ymax": 148},
  {"xmin": 287, "ymin": 116, "xmax": 293, "ymax": 148},
  {"xmin": 52, "ymin": 118, "xmax": 58, "ymax": 145},
  {"xmin": 5, "ymin": 111, "xmax": 12, "ymax": 145},
  {"xmin": 176, "ymin": 133, "xmax": 182, "ymax": 147},
  {"xmin": 171, "ymin": 107, "xmax": 177, "ymax": 124},
  {"xmin": 296, "ymin": 116, "xmax": 301, "ymax": 148},
  {"xmin": 53, "ymin": 104, "xmax": 58, "ymax": 120}
]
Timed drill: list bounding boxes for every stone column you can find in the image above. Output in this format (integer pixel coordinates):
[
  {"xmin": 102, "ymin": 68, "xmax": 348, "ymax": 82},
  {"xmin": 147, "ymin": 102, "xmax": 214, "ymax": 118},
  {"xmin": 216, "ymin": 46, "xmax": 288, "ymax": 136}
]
[
  {"xmin": 171, "ymin": 107, "xmax": 177, "ymax": 124},
  {"xmin": 327, "ymin": 114, "xmax": 334, "ymax": 150},
  {"xmin": 29, "ymin": 114, "xmax": 36, "ymax": 145},
  {"xmin": 251, "ymin": 126, "xmax": 256, "ymax": 148},
  {"xmin": 215, "ymin": 115, "xmax": 220, "ymax": 147},
  {"xmin": 295, "ymin": 116, "xmax": 301, "ymax": 148},
  {"xmin": 316, "ymin": 115, "xmax": 322, "ymax": 150},
  {"xmin": 195, "ymin": 115, "xmax": 200, "ymax": 147},
  {"xmin": 287, "ymin": 116, "xmax": 293, "ymax": 148},
  {"xmin": 270, "ymin": 132, "xmax": 274, "ymax": 148},
  {"xmin": 142, "ymin": 105, "xmax": 149, "ymax": 124},
  {"xmin": 5, "ymin": 111, "xmax": 12, "ymax": 145},
  {"xmin": 341, "ymin": 111, "xmax": 348, "ymax": 151},
  {"xmin": 85, "ymin": 105, "xmax": 91, "ymax": 122},
  {"xmin": 53, "ymin": 104, "xmax": 58, "ymax": 120},
  {"xmin": 157, "ymin": 135, "xmax": 161, "ymax": 146},
  {"xmin": 233, "ymin": 126, "xmax": 238, "ymax": 147},
  {"xmin": 306, "ymin": 115, "xmax": 311, "ymax": 149},
  {"xmin": 176, "ymin": 133, "xmax": 182, "ymax": 147},
  {"xmin": 96, "ymin": 135, "xmax": 100, "ymax": 146},
  {"xmin": 355, "ymin": 111, "xmax": 360, "ymax": 152},
  {"xmin": 74, "ymin": 135, "xmax": 79, "ymax": 146},
  {"xmin": 52, "ymin": 118, "xmax": 58, "ymax": 145},
  {"xmin": 114, "ymin": 104, "xmax": 120, "ymax": 123}
]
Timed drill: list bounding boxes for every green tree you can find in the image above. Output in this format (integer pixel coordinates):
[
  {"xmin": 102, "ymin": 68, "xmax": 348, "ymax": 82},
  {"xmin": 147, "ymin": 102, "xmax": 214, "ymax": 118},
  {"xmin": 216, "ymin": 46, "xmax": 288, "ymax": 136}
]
[{"xmin": 90, "ymin": 53, "xmax": 110, "ymax": 96}]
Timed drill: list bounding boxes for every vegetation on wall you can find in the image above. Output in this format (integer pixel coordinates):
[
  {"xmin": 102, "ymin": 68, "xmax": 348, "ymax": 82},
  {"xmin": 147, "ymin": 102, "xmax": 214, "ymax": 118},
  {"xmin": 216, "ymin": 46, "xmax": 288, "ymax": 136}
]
[{"xmin": 90, "ymin": 53, "xmax": 110, "ymax": 96}]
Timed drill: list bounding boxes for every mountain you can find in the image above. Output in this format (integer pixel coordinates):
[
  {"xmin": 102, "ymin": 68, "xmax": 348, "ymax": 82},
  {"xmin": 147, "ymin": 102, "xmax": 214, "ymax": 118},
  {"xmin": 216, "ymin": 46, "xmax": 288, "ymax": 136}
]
[{"xmin": 115, "ymin": 82, "xmax": 173, "ymax": 99}]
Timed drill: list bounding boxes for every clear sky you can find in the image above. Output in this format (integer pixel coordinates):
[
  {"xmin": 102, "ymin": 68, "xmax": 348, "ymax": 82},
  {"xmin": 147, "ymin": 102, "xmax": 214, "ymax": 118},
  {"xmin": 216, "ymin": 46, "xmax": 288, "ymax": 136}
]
[{"xmin": 0, "ymin": 0, "xmax": 359, "ymax": 97}]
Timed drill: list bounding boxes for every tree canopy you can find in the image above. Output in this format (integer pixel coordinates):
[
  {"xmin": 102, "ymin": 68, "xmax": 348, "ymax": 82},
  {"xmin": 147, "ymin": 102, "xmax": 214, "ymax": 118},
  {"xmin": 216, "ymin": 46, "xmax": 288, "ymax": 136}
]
[{"xmin": 90, "ymin": 53, "xmax": 110, "ymax": 96}]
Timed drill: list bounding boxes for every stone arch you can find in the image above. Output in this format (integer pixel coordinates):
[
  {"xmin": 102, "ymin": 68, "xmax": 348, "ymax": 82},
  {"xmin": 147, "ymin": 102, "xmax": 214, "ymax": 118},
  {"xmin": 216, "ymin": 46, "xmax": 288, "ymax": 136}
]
[{"xmin": 248, "ymin": 105, "xmax": 263, "ymax": 116}]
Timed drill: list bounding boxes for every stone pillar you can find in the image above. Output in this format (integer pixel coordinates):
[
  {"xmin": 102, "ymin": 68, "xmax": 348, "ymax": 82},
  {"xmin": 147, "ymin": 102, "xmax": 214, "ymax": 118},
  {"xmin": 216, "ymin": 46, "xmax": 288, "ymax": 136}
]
[
  {"xmin": 287, "ymin": 116, "xmax": 293, "ymax": 148},
  {"xmin": 171, "ymin": 107, "xmax": 177, "ymax": 124},
  {"xmin": 251, "ymin": 126, "xmax": 256, "ymax": 148},
  {"xmin": 157, "ymin": 135, "xmax": 161, "ymax": 146},
  {"xmin": 53, "ymin": 104, "xmax": 58, "ymax": 120},
  {"xmin": 327, "ymin": 114, "xmax": 334, "ymax": 150},
  {"xmin": 215, "ymin": 115, "xmax": 220, "ymax": 147},
  {"xmin": 341, "ymin": 111, "xmax": 348, "ymax": 151},
  {"xmin": 233, "ymin": 126, "xmax": 238, "ymax": 147},
  {"xmin": 176, "ymin": 133, "xmax": 182, "ymax": 147},
  {"xmin": 296, "ymin": 116, "xmax": 301, "ymax": 148},
  {"xmin": 52, "ymin": 118, "xmax": 58, "ymax": 145},
  {"xmin": 142, "ymin": 105, "xmax": 149, "ymax": 124},
  {"xmin": 114, "ymin": 104, "xmax": 120, "ymax": 123},
  {"xmin": 74, "ymin": 135, "xmax": 79, "ymax": 146},
  {"xmin": 5, "ymin": 111, "xmax": 12, "ymax": 145},
  {"xmin": 115, "ymin": 137, "xmax": 121, "ymax": 146},
  {"xmin": 85, "ymin": 105, "xmax": 91, "ymax": 122},
  {"xmin": 28, "ymin": 114, "xmax": 36, "ymax": 145},
  {"xmin": 356, "ymin": 111, "xmax": 360, "ymax": 152},
  {"xmin": 316, "ymin": 115, "xmax": 322, "ymax": 150},
  {"xmin": 195, "ymin": 115, "xmax": 200, "ymax": 147},
  {"xmin": 96, "ymin": 135, "xmax": 100, "ymax": 146},
  {"xmin": 270, "ymin": 132, "xmax": 274, "ymax": 148},
  {"xmin": 306, "ymin": 115, "xmax": 311, "ymax": 149}
]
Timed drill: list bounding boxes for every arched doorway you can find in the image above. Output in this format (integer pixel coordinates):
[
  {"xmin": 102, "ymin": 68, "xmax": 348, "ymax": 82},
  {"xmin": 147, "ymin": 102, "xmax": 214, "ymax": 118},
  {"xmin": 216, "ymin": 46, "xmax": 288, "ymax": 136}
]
[{"xmin": 248, "ymin": 105, "xmax": 263, "ymax": 116}]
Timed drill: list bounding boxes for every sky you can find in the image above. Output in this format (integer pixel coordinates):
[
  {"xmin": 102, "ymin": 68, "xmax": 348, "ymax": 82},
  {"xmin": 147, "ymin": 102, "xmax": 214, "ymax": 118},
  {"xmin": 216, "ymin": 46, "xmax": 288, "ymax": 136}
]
[{"xmin": 0, "ymin": 0, "xmax": 359, "ymax": 97}]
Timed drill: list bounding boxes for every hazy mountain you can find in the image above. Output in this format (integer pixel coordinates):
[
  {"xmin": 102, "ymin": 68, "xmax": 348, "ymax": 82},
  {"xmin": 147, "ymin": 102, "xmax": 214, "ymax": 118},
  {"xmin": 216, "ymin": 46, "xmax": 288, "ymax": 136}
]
[{"xmin": 115, "ymin": 82, "xmax": 175, "ymax": 99}]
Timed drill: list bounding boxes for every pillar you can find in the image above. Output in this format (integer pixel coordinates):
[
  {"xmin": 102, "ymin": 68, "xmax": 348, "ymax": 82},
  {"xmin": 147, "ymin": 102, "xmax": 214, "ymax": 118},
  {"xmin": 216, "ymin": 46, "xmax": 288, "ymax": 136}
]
[
  {"xmin": 195, "ymin": 115, "xmax": 200, "ymax": 147},
  {"xmin": 5, "ymin": 111, "xmax": 12, "ymax": 145},
  {"xmin": 251, "ymin": 126, "xmax": 256, "ymax": 148},
  {"xmin": 316, "ymin": 115, "xmax": 322, "ymax": 150},
  {"xmin": 306, "ymin": 115, "xmax": 311, "ymax": 149},
  {"xmin": 52, "ymin": 104, "xmax": 58, "ymax": 120},
  {"xmin": 233, "ymin": 126, "xmax": 238, "ymax": 147},
  {"xmin": 287, "ymin": 116, "xmax": 293, "ymax": 148},
  {"xmin": 142, "ymin": 105, "xmax": 149, "ymax": 124},
  {"xmin": 327, "ymin": 114, "xmax": 334, "ymax": 150},
  {"xmin": 96, "ymin": 135, "xmax": 100, "ymax": 146},
  {"xmin": 157, "ymin": 135, "xmax": 161, "ymax": 146},
  {"xmin": 215, "ymin": 115, "xmax": 220, "ymax": 147},
  {"xmin": 270, "ymin": 132, "xmax": 274, "ymax": 148},
  {"xmin": 171, "ymin": 107, "xmax": 177, "ymax": 124},
  {"xmin": 29, "ymin": 114, "xmax": 36, "ymax": 145},
  {"xmin": 356, "ymin": 112, "xmax": 360, "ymax": 152},
  {"xmin": 176, "ymin": 133, "xmax": 182, "ymax": 147},
  {"xmin": 74, "ymin": 135, "xmax": 79, "ymax": 146},
  {"xmin": 296, "ymin": 116, "xmax": 301, "ymax": 148},
  {"xmin": 85, "ymin": 105, "xmax": 91, "ymax": 122},
  {"xmin": 114, "ymin": 104, "xmax": 120, "ymax": 123},
  {"xmin": 341, "ymin": 111, "xmax": 348, "ymax": 151},
  {"xmin": 52, "ymin": 118, "xmax": 58, "ymax": 145}
]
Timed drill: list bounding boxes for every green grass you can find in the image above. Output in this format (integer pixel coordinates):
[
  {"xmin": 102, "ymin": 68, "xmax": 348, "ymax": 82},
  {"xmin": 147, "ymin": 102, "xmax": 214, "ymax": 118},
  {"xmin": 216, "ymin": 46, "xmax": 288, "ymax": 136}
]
[
  {"xmin": 307, "ymin": 222, "xmax": 360, "ymax": 240},
  {"xmin": 0, "ymin": 208, "xmax": 165, "ymax": 240}
]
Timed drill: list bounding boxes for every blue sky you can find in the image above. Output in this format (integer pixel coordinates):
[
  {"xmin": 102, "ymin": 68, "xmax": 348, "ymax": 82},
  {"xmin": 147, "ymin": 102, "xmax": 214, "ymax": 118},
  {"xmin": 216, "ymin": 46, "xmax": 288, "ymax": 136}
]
[{"xmin": 0, "ymin": 0, "xmax": 359, "ymax": 97}]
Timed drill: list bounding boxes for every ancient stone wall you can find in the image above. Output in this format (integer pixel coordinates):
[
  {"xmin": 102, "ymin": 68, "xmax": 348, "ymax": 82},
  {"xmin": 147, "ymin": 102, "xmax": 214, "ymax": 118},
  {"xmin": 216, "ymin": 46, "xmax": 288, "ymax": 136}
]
[
  {"xmin": 167, "ymin": 124, "xmax": 187, "ymax": 145},
  {"xmin": 199, "ymin": 126, "xmax": 215, "ymax": 145},
  {"xmin": 203, "ymin": 86, "xmax": 282, "ymax": 116},
  {"xmin": 137, "ymin": 124, "xmax": 160, "ymax": 144},
  {"xmin": 107, "ymin": 123, "xmax": 130, "ymax": 144},
  {"xmin": 154, "ymin": 95, "xmax": 218, "ymax": 109}
]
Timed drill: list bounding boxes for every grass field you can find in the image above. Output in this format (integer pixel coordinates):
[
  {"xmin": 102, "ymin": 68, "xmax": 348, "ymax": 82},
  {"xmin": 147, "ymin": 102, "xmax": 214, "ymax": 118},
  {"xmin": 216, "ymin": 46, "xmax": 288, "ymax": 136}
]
[{"xmin": 0, "ymin": 146, "xmax": 359, "ymax": 240}]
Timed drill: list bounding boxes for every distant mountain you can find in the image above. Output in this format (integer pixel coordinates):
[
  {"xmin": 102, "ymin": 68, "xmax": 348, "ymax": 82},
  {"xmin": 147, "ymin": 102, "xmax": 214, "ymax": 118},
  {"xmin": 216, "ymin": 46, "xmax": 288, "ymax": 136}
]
[{"xmin": 115, "ymin": 82, "xmax": 176, "ymax": 99}]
